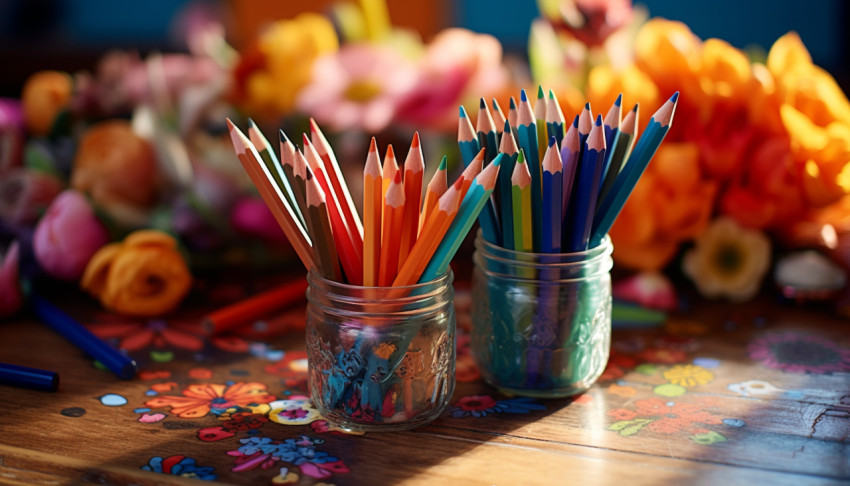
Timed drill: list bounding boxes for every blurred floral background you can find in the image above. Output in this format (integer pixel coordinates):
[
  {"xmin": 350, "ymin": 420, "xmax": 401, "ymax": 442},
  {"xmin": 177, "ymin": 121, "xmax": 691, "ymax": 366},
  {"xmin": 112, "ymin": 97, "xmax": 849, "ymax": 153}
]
[{"xmin": 1, "ymin": 0, "xmax": 849, "ymax": 319}]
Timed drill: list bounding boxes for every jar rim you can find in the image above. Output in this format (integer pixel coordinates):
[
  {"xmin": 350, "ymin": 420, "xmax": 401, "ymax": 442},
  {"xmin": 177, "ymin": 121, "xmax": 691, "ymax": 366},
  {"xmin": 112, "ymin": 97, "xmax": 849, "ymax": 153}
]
[
  {"xmin": 306, "ymin": 269, "xmax": 453, "ymax": 296},
  {"xmin": 475, "ymin": 230, "xmax": 612, "ymax": 260}
]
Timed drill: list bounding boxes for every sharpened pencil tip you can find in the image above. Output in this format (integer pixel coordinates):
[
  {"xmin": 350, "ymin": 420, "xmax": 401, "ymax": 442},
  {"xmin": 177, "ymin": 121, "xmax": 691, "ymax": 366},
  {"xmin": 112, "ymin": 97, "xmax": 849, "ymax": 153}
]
[
  {"xmin": 631, "ymin": 103, "xmax": 639, "ymax": 112},
  {"xmin": 596, "ymin": 114, "xmax": 603, "ymax": 126},
  {"xmin": 302, "ymin": 133, "xmax": 311, "ymax": 147},
  {"xmin": 393, "ymin": 170, "xmax": 402, "ymax": 183},
  {"xmin": 452, "ymin": 177, "xmax": 464, "ymax": 190},
  {"xmin": 549, "ymin": 136, "xmax": 556, "ymax": 147},
  {"xmin": 225, "ymin": 118, "xmax": 235, "ymax": 130},
  {"xmin": 520, "ymin": 89, "xmax": 528, "ymax": 102},
  {"xmin": 479, "ymin": 98, "xmax": 487, "ymax": 109},
  {"xmin": 412, "ymin": 131, "xmax": 420, "ymax": 148},
  {"xmin": 670, "ymin": 91, "xmax": 680, "ymax": 102},
  {"xmin": 548, "ymin": 89, "xmax": 556, "ymax": 100},
  {"xmin": 509, "ymin": 97, "xmax": 516, "ymax": 109},
  {"xmin": 439, "ymin": 155, "xmax": 447, "ymax": 170},
  {"xmin": 247, "ymin": 118, "xmax": 257, "ymax": 128},
  {"xmin": 309, "ymin": 117, "xmax": 319, "ymax": 133},
  {"xmin": 573, "ymin": 115, "xmax": 579, "ymax": 127},
  {"xmin": 369, "ymin": 137, "xmax": 377, "ymax": 152},
  {"xmin": 386, "ymin": 144, "xmax": 395, "ymax": 159},
  {"xmin": 584, "ymin": 102, "xmax": 591, "ymax": 110},
  {"xmin": 504, "ymin": 119, "xmax": 511, "ymax": 132},
  {"xmin": 537, "ymin": 85, "xmax": 544, "ymax": 99},
  {"xmin": 278, "ymin": 128, "xmax": 289, "ymax": 144},
  {"xmin": 459, "ymin": 105, "xmax": 468, "ymax": 118},
  {"xmin": 615, "ymin": 93, "xmax": 622, "ymax": 106}
]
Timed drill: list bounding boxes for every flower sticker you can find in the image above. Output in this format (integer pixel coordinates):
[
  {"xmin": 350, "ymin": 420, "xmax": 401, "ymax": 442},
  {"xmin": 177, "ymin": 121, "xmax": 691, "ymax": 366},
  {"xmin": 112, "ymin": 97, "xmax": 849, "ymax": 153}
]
[
  {"xmin": 227, "ymin": 436, "xmax": 350, "ymax": 480},
  {"xmin": 606, "ymin": 398, "xmax": 725, "ymax": 441},
  {"xmin": 662, "ymin": 365, "xmax": 714, "ymax": 388},
  {"xmin": 267, "ymin": 397, "xmax": 322, "ymax": 426},
  {"xmin": 446, "ymin": 395, "xmax": 546, "ymax": 418},
  {"xmin": 748, "ymin": 332, "xmax": 850, "ymax": 374},
  {"xmin": 141, "ymin": 455, "xmax": 217, "ymax": 481},
  {"xmin": 145, "ymin": 382, "xmax": 276, "ymax": 418}
]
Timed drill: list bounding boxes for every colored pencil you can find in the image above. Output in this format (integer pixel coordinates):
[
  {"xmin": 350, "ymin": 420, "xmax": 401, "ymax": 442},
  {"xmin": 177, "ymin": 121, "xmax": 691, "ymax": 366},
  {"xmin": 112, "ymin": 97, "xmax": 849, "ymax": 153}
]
[
  {"xmin": 578, "ymin": 102, "xmax": 593, "ymax": 148},
  {"xmin": 382, "ymin": 144, "xmax": 399, "ymax": 203},
  {"xmin": 363, "ymin": 137, "xmax": 382, "ymax": 286},
  {"xmin": 476, "ymin": 98, "xmax": 499, "ymax": 164},
  {"xmin": 459, "ymin": 148, "xmax": 485, "ymax": 200},
  {"xmin": 491, "ymin": 98, "xmax": 507, "ymax": 137},
  {"xmin": 0, "ymin": 362, "xmax": 59, "ymax": 392},
  {"xmin": 545, "ymin": 90, "xmax": 566, "ymax": 148},
  {"xmin": 399, "ymin": 132, "xmax": 424, "ymax": 271},
  {"xmin": 458, "ymin": 105, "xmax": 480, "ymax": 168},
  {"xmin": 598, "ymin": 103, "xmax": 639, "ymax": 205},
  {"xmin": 249, "ymin": 120, "xmax": 300, "ymax": 225},
  {"xmin": 599, "ymin": 94, "xmax": 623, "ymax": 190},
  {"xmin": 305, "ymin": 165, "xmax": 343, "ymax": 281},
  {"xmin": 421, "ymin": 154, "xmax": 502, "ymax": 281},
  {"xmin": 567, "ymin": 115, "xmax": 607, "ymax": 251},
  {"xmin": 511, "ymin": 149, "xmax": 533, "ymax": 252},
  {"xmin": 227, "ymin": 119, "xmax": 314, "ymax": 270},
  {"xmin": 290, "ymin": 149, "xmax": 313, "ymax": 230},
  {"xmin": 378, "ymin": 171, "xmax": 405, "ymax": 286},
  {"xmin": 303, "ymin": 134, "xmax": 363, "ymax": 284},
  {"xmin": 497, "ymin": 120, "xmax": 519, "ymax": 249},
  {"xmin": 278, "ymin": 130, "xmax": 307, "ymax": 226},
  {"xmin": 393, "ymin": 177, "xmax": 463, "ymax": 287},
  {"xmin": 508, "ymin": 96, "xmax": 519, "ymax": 141},
  {"xmin": 592, "ymin": 92, "xmax": 679, "ymax": 246},
  {"xmin": 32, "ymin": 293, "xmax": 138, "ymax": 380},
  {"xmin": 541, "ymin": 137, "xmax": 563, "ymax": 253},
  {"xmin": 420, "ymin": 155, "xmax": 448, "ymax": 234},
  {"xmin": 560, "ymin": 115, "xmax": 581, "ymax": 219},
  {"xmin": 516, "ymin": 89, "xmax": 541, "ymax": 251},
  {"xmin": 534, "ymin": 85, "xmax": 548, "ymax": 163},
  {"xmin": 203, "ymin": 278, "xmax": 308, "ymax": 334},
  {"xmin": 310, "ymin": 118, "xmax": 364, "ymax": 242}
]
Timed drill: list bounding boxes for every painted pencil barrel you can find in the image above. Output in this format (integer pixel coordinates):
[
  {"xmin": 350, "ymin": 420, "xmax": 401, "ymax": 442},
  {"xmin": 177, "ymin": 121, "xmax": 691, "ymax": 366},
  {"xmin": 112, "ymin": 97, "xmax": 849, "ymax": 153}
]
[
  {"xmin": 470, "ymin": 234, "xmax": 612, "ymax": 397},
  {"xmin": 305, "ymin": 270, "xmax": 455, "ymax": 431}
]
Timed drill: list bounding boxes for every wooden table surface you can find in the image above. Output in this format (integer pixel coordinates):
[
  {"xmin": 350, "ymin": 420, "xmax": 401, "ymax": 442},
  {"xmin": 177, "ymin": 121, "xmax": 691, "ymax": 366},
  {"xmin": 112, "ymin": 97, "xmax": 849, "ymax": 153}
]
[{"xmin": 1, "ymin": 275, "xmax": 849, "ymax": 485}]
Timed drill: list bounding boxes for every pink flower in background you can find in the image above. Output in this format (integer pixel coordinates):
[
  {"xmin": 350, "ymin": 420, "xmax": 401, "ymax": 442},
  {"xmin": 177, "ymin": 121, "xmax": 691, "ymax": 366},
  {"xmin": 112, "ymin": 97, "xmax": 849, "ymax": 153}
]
[
  {"xmin": 33, "ymin": 190, "xmax": 110, "ymax": 281},
  {"xmin": 296, "ymin": 44, "xmax": 418, "ymax": 133},
  {"xmin": 230, "ymin": 197, "xmax": 287, "ymax": 245},
  {"xmin": 0, "ymin": 98, "xmax": 24, "ymax": 170},
  {"xmin": 0, "ymin": 241, "xmax": 23, "ymax": 318},
  {"xmin": 0, "ymin": 169, "xmax": 64, "ymax": 226},
  {"xmin": 546, "ymin": 0, "xmax": 634, "ymax": 47}
]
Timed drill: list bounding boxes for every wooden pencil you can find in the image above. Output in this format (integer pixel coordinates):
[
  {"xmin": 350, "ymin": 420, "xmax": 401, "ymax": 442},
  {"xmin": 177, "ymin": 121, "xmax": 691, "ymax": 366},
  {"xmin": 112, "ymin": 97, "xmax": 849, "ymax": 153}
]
[
  {"xmin": 399, "ymin": 132, "xmax": 424, "ymax": 272},
  {"xmin": 567, "ymin": 115, "xmax": 606, "ymax": 252},
  {"xmin": 511, "ymin": 149, "xmax": 533, "ymax": 252},
  {"xmin": 599, "ymin": 94, "xmax": 623, "ymax": 190},
  {"xmin": 598, "ymin": 103, "xmax": 639, "ymax": 205},
  {"xmin": 508, "ymin": 96, "xmax": 519, "ymax": 142},
  {"xmin": 517, "ymin": 89, "xmax": 542, "ymax": 251},
  {"xmin": 458, "ymin": 105, "xmax": 481, "ymax": 168},
  {"xmin": 393, "ymin": 177, "xmax": 463, "ymax": 288},
  {"xmin": 578, "ymin": 102, "xmax": 593, "ymax": 147},
  {"xmin": 459, "ymin": 148, "xmax": 485, "ymax": 200},
  {"xmin": 248, "ymin": 120, "xmax": 299, "ymax": 224},
  {"xmin": 280, "ymin": 131, "xmax": 309, "ymax": 227},
  {"xmin": 378, "ymin": 171, "xmax": 405, "ymax": 286},
  {"xmin": 226, "ymin": 119, "xmax": 314, "ymax": 270},
  {"xmin": 592, "ymin": 92, "xmax": 679, "ymax": 247},
  {"xmin": 420, "ymin": 155, "xmax": 448, "ymax": 234},
  {"xmin": 203, "ymin": 278, "xmax": 307, "ymax": 335},
  {"xmin": 477, "ymin": 98, "xmax": 499, "ymax": 164},
  {"xmin": 305, "ymin": 165, "xmax": 342, "ymax": 281},
  {"xmin": 309, "ymin": 118, "xmax": 364, "ymax": 241},
  {"xmin": 534, "ymin": 85, "xmax": 548, "ymax": 163},
  {"xmin": 492, "ymin": 98, "xmax": 507, "ymax": 137},
  {"xmin": 541, "ymin": 136, "xmax": 563, "ymax": 253},
  {"xmin": 497, "ymin": 119, "xmax": 519, "ymax": 249},
  {"xmin": 303, "ymin": 134, "xmax": 363, "ymax": 284},
  {"xmin": 560, "ymin": 115, "xmax": 581, "ymax": 219},
  {"xmin": 382, "ymin": 144, "xmax": 399, "ymax": 203},
  {"xmin": 545, "ymin": 90, "xmax": 566, "ymax": 148},
  {"xmin": 363, "ymin": 137, "xmax": 382, "ymax": 286}
]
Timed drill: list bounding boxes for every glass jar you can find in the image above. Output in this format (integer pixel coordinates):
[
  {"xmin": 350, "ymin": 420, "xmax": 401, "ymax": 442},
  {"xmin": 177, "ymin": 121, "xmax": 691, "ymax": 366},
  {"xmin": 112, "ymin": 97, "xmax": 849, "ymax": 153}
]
[
  {"xmin": 471, "ymin": 233, "xmax": 613, "ymax": 398},
  {"xmin": 305, "ymin": 270, "xmax": 456, "ymax": 431}
]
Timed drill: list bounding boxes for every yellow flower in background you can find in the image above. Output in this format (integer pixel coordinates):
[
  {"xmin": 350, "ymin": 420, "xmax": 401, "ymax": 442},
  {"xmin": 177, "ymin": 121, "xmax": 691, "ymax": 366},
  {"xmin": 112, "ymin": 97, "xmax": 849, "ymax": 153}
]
[
  {"xmin": 234, "ymin": 13, "xmax": 338, "ymax": 116},
  {"xmin": 698, "ymin": 38, "xmax": 753, "ymax": 103},
  {"xmin": 81, "ymin": 230, "xmax": 193, "ymax": 317},
  {"xmin": 683, "ymin": 217, "xmax": 771, "ymax": 302},
  {"xmin": 663, "ymin": 365, "xmax": 714, "ymax": 388}
]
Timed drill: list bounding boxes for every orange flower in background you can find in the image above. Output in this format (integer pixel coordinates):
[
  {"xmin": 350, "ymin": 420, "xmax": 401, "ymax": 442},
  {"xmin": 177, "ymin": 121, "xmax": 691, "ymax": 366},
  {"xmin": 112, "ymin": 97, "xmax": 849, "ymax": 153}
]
[
  {"xmin": 633, "ymin": 19, "xmax": 701, "ymax": 97},
  {"xmin": 21, "ymin": 71, "xmax": 73, "ymax": 136},
  {"xmin": 586, "ymin": 63, "xmax": 659, "ymax": 124},
  {"xmin": 71, "ymin": 120, "xmax": 159, "ymax": 226},
  {"xmin": 81, "ymin": 230, "xmax": 193, "ymax": 317}
]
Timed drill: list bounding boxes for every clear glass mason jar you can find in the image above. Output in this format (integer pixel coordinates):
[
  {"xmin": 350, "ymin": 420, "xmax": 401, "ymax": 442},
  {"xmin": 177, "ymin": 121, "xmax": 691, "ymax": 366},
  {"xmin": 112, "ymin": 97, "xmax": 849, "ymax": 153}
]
[
  {"xmin": 471, "ymin": 233, "xmax": 613, "ymax": 398},
  {"xmin": 305, "ymin": 270, "xmax": 456, "ymax": 431}
]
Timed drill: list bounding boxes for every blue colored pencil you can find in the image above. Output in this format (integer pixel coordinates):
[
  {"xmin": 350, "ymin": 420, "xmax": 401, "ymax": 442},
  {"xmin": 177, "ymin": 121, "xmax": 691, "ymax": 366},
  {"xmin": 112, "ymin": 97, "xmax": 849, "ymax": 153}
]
[
  {"xmin": 545, "ymin": 90, "xmax": 566, "ymax": 148},
  {"xmin": 421, "ymin": 155, "xmax": 502, "ymax": 282},
  {"xmin": 567, "ymin": 115, "xmax": 606, "ymax": 252},
  {"xmin": 477, "ymin": 98, "xmax": 499, "ymax": 164},
  {"xmin": 497, "ymin": 120, "xmax": 519, "ymax": 249},
  {"xmin": 516, "ymin": 89, "xmax": 542, "ymax": 251},
  {"xmin": 578, "ymin": 102, "xmax": 593, "ymax": 148},
  {"xmin": 559, "ymin": 116, "xmax": 581, "ymax": 225},
  {"xmin": 598, "ymin": 103, "xmax": 639, "ymax": 205},
  {"xmin": 599, "ymin": 94, "xmax": 622, "ymax": 190},
  {"xmin": 591, "ymin": 92, "xmax": 679, "ymax": 247},
  {"xmin": 491, "ymin": 98, "xmax": 507, "ymax": 140},
  {"xmin": 32, "ymin": 293, "xmax": 138, "ymax": 380},
  {"xmin": 0, "ymin": 362, "xmax": 59, "ymax": 392},
  {"xmin": 540, "ymin": 137, "xmax": 563, "ymax": 253},
  {"xmin": 458, "ymin": 105, "xmax": 480, "ymax": 168}
]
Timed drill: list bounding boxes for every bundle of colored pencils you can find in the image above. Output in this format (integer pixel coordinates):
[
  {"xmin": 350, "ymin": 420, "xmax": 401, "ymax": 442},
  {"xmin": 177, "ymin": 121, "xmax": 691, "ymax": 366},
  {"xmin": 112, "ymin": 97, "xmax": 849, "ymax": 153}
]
[
  {"xmin": 225, "ymin": 118, "xmax": 501, "ymax": 287},
  {"xmin": 458, "ymin": 87, "xmax": 679, "ymax": 254}
]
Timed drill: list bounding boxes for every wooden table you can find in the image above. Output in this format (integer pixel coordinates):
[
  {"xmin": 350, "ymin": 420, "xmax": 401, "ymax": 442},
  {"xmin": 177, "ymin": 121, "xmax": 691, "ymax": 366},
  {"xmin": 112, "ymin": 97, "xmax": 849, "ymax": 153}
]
[{"xmin": 1, "ymin": 276, "xmax": 849, "ymax": 485}]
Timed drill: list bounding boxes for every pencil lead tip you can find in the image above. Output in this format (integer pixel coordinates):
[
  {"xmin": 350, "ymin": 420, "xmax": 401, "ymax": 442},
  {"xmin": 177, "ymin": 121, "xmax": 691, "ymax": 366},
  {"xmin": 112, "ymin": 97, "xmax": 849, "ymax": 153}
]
[
  {"xmin": 504, "ymin": 119, "xmax": 511, "ymax": 132},
  {"xmin": 520, "ymin": 89, "xmax": 528, "ymax": 102},
  {"xmin": 615, "ymin": 93, "xmax": 622, "ymax": 106},
  {"xmin": 369, "ymin": 137, "xmax": 377, "ymax": 152},
  {"xmin": 584, "ymin": 102, "xmax": 591, "ymax": 110},
  {"xmin": 479, "ymin": 98, "xmax": 487, "ymax": 110},
  {"xmin": 517, "ymin": 149, "xmax": 526, "ymax": 163},
  {"xmin": 309, "ymin": 117, "xmax": 319, "ymax": 133},
  {"xmin": 537, "ymin": 85, "xmax": 544, "ymax": 99},
  {"xmin": 572, "ymin": 115, "xmax": 579, "ymax": 127},
  {"xmin": 509, "ymin": 97, "xmax": 516, "ymax": 109},
  {"xmin": 596, "ymin": 114, "xmax": 603, "ymax": 126},
  {"xmin": 670, "ymin": 91, "xmax": 680, "ymax": 102},
  {"xmin": 302, "ymin": 133, "xmax": 311, "ymax": 146},
  {"xmin": 548, "ymin": 89, "xmax": 556, "ymax": 99},
  {"xmin": 412, "ymin": 131, "xmax": 420, "ymax": 148},
  {"xmin": 439, "ymin": 155, "xmax": 447, "ymax": 170},
  {"xmin": 386, "ymin": 144, "xmax": 395, "ymax": 158},
  {"xmin": 632, "ymin": 103, "xmax": 639, "ymax": 112},
  {"xmin": 393, "ymin": 170, "xmax": 402, "ymax": 183},
  {"xmin": 549, "ymin": 136, "xmax": 556, "ymax": 147},
  {"xmin": 491, "ymin": 98, "xmax": 500, "ymax": 110},
  {"xmin": 459, "ymin": 105, "xmax": 468, "ymax": 118},
  {"xmin": 247, "ymin": 118, "xmax": 256, "ymax": 128},
  {"xmin": 225, "ymin": 118, "xmax": 235, "ymax": 130}
]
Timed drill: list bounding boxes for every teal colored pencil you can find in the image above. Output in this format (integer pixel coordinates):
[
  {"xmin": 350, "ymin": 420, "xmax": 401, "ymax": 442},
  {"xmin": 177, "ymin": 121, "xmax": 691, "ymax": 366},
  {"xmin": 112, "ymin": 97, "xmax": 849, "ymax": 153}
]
[
  {"xmin": 458, "ymin": 105, "xmax": 480, "ymax": 168},
  {"xmin": 517, "ymin": 89, "xmax": 542, "ymax": 251},
  {"xmin": 599, "ymin": 94, "xmax": 622, "ymax": 190},
  {"xmin": 491, "ymin": 98, "xmax": 507, "ymax": 140},
  {"xmin": 567, "ymin": 115, "xmax": 606, "ymax": 252},
  {"xmin": 497, "ymin": 120, "xmax": 519, "ymax": 250},
  {"xmin": 545, "ymin": 90, "xmax": 565, "ymax": 148},
  {"xmin": 598, "ymin": 103, "xmax": 639, "ymax": 205},
  {"xmin": 477, "ymin": 98, "xmax": 499, "ymax": 164},
  {"xmin": 591, "ymin": 92, "xmax": 679, "ymax": 247},
  {"xmin": 541, "ymin": 136, "xmax": 563, "ymax": 253},
  {"xmin": 421, "ymin": 155, "xmax": 502, "ymax": 282}
]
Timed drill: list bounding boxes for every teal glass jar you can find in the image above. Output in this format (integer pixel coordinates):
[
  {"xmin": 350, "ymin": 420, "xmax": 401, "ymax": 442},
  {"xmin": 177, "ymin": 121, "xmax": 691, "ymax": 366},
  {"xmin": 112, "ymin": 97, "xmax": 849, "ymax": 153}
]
[
  {"xmin": 471, "ymin": 234, "xmax": 613, "ymax": 398},
  {"xmin": 305, "ymin": 271, "xmax": 456, "ymax": 431}
]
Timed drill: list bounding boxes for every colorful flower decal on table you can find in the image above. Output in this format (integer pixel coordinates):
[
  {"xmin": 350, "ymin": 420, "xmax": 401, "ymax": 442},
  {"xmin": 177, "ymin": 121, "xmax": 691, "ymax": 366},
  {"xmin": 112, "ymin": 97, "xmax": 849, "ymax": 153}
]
[
  {"xmin": 445, "ymin": 395, "xmax": 547, "ymax": 418},
  {"xmin": 141, "ymin": 455, "xmax": 217, "ymax": 481},
  {"xmin": 748, "ymin": 332, "xmax": 850, "ymax": 374},
  {"xmin": 198, "ymin": 412, "xmax": 270, "ymax": 442},
  {"xmin": 145, "ymin": 382, "xmax": 276, "ymax": 418},
  {"xmin": 226, "ymin": 436, "xmax": 350, "ymax": 480},
  {"xmin": 267, "ymin": 397, "xmax": 322, "ymax": 426},
  {"xmin": 606, "ymin": 397, "xmax": 727, "ymax": 443}
]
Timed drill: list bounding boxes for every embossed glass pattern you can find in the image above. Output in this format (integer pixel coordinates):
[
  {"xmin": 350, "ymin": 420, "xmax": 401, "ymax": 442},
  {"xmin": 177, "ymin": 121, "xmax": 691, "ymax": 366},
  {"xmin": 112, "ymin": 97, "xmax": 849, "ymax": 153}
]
[
  {"xmin": 471, "ymin": 234, "xmax": 613, "ymax": 398},
  {"xmin": 306, "ymin": 271, "xmax": 455, "ymax": 431}
]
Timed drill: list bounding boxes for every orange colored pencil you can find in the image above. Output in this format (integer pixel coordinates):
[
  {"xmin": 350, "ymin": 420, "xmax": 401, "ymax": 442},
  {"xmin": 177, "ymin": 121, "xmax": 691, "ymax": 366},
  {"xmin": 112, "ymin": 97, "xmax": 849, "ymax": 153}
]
[
  {"xmin": 302, "ymin": 134, "xmax": 363, "ymax": 284},
  {"xmin": 226, "ymin": 120, "xmax": 314, "ymax": 270},
  {"xmin": 203, "ymin": 278, "xmax": 308, "ymax": 335},
  {"xmin": 363, "ymin": 137, "xmax": 383, "ymax": 286},
  {"xmin": 392, "ymin": 177, "xmax": 463, "ymax": 288},
  {"xmin": 459, "ymin": 148, "xmax": 485, "ymax": 200},
  {"xmin": 379, "ymin": 171, "xmax": 405, "ymax": 287},
  {"xmin": 309, "ymin": 118, "xmax": 364, "ymax": 240},
  {"xmin": 381, "ymin": 144, "xmax": 399, "ymax": 201},
  {"xmin": 420, "ymin": 155, "xmax": 448, "ymax": 234},
  {"xmin": 398, "ymin": 132, "xmax": 424, "ymax": 272}
]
